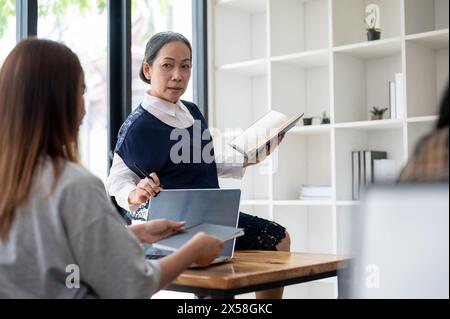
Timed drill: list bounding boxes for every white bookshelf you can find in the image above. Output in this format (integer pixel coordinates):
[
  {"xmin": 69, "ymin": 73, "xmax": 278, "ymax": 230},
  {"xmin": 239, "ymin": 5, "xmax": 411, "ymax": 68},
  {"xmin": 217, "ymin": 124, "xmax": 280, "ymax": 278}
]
[{"xmin": 209, "ymin": 0, "xmax": 449, "ymax": 299}]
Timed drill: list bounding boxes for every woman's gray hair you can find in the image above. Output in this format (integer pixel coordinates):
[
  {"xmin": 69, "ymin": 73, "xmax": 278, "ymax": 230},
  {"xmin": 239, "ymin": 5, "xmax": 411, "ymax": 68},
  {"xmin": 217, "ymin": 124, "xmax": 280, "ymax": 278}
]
[{"xmin": 140, "ymin": 31, "xmax": 192, "ymax": 84}]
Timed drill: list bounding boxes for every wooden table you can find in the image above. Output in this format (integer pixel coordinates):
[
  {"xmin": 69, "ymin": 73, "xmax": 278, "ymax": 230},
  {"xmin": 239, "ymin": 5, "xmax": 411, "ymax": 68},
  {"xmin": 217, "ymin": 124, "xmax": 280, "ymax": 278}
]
[{"xmin": 166, "ymin": 251, "xmax": 351, "ymax": 299}]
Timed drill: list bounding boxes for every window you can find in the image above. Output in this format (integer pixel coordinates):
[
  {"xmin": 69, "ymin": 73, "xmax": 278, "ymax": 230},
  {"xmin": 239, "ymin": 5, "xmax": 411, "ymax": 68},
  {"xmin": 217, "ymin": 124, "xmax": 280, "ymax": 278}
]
[
  {"xmin": 131, "ymin": 0, "xmax": 193, "ymax": 108},
  {"xmin": 38, "ymin": 0, "xmax": 108, "ymax": 182},
  {"xmin": 0, "ymin": 0, "xmax": 16, "ymax": 66},
  {"xmin": 3, "ymin": 0, "xmax": 196, "ymax": 183}
]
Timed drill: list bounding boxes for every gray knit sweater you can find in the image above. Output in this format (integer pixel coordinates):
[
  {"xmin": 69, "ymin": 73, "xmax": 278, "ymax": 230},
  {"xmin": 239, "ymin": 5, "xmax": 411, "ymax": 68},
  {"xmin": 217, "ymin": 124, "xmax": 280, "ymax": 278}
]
[{"xmin": 0, "ymin": 159, "xmax": 160, "ymax": 298}]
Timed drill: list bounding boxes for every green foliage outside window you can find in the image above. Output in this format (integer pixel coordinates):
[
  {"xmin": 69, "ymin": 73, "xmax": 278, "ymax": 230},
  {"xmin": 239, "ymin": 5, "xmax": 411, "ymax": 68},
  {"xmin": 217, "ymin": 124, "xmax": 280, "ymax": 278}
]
[{"xmin": 0, "ymin": 0, "xmax": 172, "ymax": 39}]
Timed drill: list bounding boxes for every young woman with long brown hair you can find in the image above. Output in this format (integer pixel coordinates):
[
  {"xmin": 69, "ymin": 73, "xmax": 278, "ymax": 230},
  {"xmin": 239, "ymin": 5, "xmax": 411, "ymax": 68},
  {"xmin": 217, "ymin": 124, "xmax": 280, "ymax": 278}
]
[{"xmin": 0, "ymin": 38, "xmax": 223, "ymax": 298}]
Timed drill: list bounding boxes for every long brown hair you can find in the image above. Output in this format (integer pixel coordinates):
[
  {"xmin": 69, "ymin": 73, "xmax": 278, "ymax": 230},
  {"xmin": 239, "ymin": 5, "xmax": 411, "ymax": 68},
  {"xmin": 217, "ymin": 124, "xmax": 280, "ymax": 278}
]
[{"xmin": 0, "ymin": 39, "xmax": 83, "ymax": 241}]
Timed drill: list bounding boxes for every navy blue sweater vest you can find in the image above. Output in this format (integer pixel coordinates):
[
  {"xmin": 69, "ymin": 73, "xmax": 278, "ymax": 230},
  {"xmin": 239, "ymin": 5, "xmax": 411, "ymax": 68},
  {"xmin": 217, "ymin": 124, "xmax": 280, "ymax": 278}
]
[{"xmin": 115, "ymin": 101, "xmax": 220, "ymax": 190}]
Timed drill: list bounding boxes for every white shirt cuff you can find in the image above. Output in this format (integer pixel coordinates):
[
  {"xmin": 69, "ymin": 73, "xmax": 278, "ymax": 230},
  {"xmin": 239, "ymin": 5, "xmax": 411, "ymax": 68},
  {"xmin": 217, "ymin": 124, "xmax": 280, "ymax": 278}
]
[{"xmin": 116, "ymin": 183, "xmax": 140, "ymax": 212}]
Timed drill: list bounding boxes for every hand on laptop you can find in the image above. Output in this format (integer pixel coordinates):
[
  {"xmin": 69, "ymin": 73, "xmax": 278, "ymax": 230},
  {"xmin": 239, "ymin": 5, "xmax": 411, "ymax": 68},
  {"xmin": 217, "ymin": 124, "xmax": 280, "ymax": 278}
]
[
  {"xmin": 188, "ymin": 233, "xmax": 224, "ymax": 267},
  {"xmin": 157, "ymin": 232, "xmax": 225, "ymax": 289},
  {"xmin": 128, "ymin": 172, "xmax": 162, "ymax": 205},
  {"xmin": 129, "ymin": 219, "xmax": 186, "ymax": 244}
]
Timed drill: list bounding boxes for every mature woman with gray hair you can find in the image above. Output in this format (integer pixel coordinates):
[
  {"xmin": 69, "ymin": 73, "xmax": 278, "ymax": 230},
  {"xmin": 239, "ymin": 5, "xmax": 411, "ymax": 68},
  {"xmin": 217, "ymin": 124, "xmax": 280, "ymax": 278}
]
[{"xmin": 107, "ymin": 31, "xmax": 291, "ymax": 299}]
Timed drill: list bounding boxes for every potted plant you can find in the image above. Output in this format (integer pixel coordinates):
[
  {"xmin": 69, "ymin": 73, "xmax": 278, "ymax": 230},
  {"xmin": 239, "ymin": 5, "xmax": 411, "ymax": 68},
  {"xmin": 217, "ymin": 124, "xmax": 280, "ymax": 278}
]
[
  {"xmin": 303, "ymin": 117, "xmax": 314, "ymax": 126},
  {"xmin": 370, "ymin": 107, "xmax": 388, "ymax": 120},
  {"xmin": 365, "ymin": 4, "xmax": 381, "ymax": 41},
  {"xmin": 320, "ymin": 111, "xmax": 330, "ymax": 125},
  {"xmin": 366, "ymin": 25, "xmax": 381, "ymax": 41}
]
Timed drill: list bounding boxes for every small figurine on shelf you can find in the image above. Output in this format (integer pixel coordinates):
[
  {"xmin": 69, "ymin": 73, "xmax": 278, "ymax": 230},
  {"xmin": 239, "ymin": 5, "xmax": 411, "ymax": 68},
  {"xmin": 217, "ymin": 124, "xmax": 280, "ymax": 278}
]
[
  {"xmin": 320, "ymin": 111, "xmax": 330, "ymax": 125},
  {"xmin": 365, "ymin": 4, "xmax": 381, "ymax": 41},
  {"xmin": 370, "ymin": 107, "xmax": 388, "ymax": 120}
]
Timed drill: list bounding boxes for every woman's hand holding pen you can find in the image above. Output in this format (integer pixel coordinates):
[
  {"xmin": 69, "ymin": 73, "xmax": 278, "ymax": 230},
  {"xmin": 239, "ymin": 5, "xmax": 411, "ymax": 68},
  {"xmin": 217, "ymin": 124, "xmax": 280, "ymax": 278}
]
[{"xmin": 128, "ymin": 172, "xmax": 162, "ymax": 206}]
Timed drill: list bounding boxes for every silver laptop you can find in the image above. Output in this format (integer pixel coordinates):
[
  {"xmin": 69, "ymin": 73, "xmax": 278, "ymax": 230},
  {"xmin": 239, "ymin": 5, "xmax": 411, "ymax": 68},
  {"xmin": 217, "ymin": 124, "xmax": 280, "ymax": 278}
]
[
  {"xmin": 144, "ymin": 189, "xmax": 242, "ymax": 266},
  {"xmin": 340, "ymin": 183, "xmax": 449, "ymax": 299}
]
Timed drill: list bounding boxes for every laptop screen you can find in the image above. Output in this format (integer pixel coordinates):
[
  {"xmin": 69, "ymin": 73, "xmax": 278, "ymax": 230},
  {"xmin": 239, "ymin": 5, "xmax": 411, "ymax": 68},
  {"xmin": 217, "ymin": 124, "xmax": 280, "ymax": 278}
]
[{"xmin": 146, "ymin": 189, "xmax": 241, "ymax": 258}]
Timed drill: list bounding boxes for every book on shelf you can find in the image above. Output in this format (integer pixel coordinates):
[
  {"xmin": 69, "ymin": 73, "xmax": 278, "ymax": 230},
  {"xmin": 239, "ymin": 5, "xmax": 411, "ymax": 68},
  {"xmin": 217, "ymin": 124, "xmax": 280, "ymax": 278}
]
[
  {"xmin": 389, "ymin": 81, "xmax": 397, "ymax": 120},
  {"xmin": 229, "ymin": 110, "xmax": 304, "ymax": 158},
  {"xmin": 364, "ymin": 151, "xmax": 388, "ymax": 184},
  {"xmin": 387, "ymin": 74, "xmax": 405, "ymax": 120},
  {"xmin": 352, "ymin": 151, "xmax": 362, "ymax": 200},
  {"xmin": 152, "ymin": 223, "xmax": 244, "ymax": 252},
  {"xmin": 352, "ymin": 150, "xmax": 388, "ymax": 200}
]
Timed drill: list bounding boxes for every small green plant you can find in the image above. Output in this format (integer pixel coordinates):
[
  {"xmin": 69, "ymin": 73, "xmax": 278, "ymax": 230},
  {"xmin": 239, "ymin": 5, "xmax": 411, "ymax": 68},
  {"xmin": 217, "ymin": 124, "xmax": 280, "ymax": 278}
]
[
  {"xmin": 370, "ymin": 107, "xmax": 388, "ymax": 120},
  {"xmin": 364, "ymin": 18, "xmax": 380, "ymax": 32},
  {"xmin": 365, "ymin": 24, "xmax": 381, "ymax": 33},
  {"xmin": 320, "ymin": 111, "xmax": 330, "ymax": 124},
  {"xmin": 370, "ymin": 107, "xmax": 388, "ymax": 116}
]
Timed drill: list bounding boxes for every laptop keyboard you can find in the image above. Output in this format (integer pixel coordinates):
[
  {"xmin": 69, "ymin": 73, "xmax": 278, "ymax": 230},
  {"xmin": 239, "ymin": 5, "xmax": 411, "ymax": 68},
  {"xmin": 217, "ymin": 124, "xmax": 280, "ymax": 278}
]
[{"xmin": 145, "ymin": 254, "xmax": 166, "ymax": 260}]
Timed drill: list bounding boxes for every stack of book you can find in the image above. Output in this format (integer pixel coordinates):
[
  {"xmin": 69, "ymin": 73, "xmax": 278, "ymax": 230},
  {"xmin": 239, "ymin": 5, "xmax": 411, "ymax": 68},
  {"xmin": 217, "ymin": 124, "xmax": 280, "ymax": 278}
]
[
  {"xmin": 352, "ymin": 151, "xmax": 396, "ymax": 200},
  {"xmin": 299, "ymin": 186, "xmax": 332, "ymax": 201}
]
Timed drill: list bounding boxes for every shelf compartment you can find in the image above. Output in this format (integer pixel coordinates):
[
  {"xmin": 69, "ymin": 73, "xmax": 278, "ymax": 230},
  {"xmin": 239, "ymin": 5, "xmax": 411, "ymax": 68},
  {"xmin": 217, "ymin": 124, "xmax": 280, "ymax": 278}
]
[
  {"xmin": 407, "ymin": 115, "xmax": 439, "ymax": 124},
  {"xmin": 405, "ymin": 0, "xmax": 449, "ymax": 36},
  {"xmin": 271, "ymin": 57, "xmax": 330, "ymax": 121},
  {"xmin": 273, "ymin": 200, "xmax": 333, "ymax": 206},
  {"xmin": 215, "ymin": 0, "xmax": 267, "ymax": 65},
  {"xmin": 271, "ymin": 49, "xmax": 329, "ymax": 67},
  {"xmin": 273, "ymin": 133, "xmax": 332, "ymax": 201},
  {"xmin": 335, "ymin": 127, "xmax": 405, "ymax": 201},
  {"xmin": 217, "ymin": 59, "xmax": 268, "ymax": 76},
  {"xmin": 332, "ymin": 0, "xmax": 402, "ymax": 47},
  {"xmin": 406, "ymin": 29, "xmax": 450, "ymax": 50},
  {"xmin": 240, "ymin": 200, "xmax": 272, "ymax": 206},
  {"xmin": 333, "ymin": 38, "xmax": 402, "ymax": 60},
  {"xmin": 405, "ymin": 35, "xmax": 449, "ymax": 118},
  {"xmin": 334, "ymin": 119, "xmax": 403, "ymax": 130},
  {"xmin": 334, "ymin": 48, "xmax": 402, "ymax": 124},
  {"xmin": 290, "ymin": 124, "xmax": 332, "ymax": 135},
  {"xmin": 239, "ymin": 204, "xmax": 271, "ymax": 223},
  {"xmin": 214, "ymin": 70, "xmax": 269, "ymax": 130},
  {"xmin": 219, "ymin": 163, "xmax": 271, "ymax": 201},
  {"xmin": 273, "ymin": 206, "xmax": 335, "ymax": 254},
  {"xmin": 336, "ymin": 201, "xmax": 361, "ymax": 207},
  {"xmin": 269, "ymin": 0, "xmax": 330, "ymax": 56},
  {"xmin": 337, "ymin": 206, "xmax": 358, "ymax": 255},
  {"xmin": 217, "ymin": 0, "xmax": 267, "ymax": 13}
]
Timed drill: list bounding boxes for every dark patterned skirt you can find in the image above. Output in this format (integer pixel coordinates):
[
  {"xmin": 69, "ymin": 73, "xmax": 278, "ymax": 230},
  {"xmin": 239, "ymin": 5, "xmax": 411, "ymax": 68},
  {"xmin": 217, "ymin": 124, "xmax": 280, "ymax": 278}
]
[{"xmin": 235, "ymin": 212, "xmax": 287, "ymax": 251}]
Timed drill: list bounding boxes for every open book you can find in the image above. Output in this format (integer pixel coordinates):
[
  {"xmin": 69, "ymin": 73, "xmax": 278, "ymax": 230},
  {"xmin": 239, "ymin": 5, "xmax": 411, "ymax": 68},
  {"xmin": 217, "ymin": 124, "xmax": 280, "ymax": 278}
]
[
  {"xmin": 229, "ymin": 110, "xmax": 303, "ymax": 158},
  {"xmin": 152, "ymin": 223, "xmax": 245, "ymax": 252}
]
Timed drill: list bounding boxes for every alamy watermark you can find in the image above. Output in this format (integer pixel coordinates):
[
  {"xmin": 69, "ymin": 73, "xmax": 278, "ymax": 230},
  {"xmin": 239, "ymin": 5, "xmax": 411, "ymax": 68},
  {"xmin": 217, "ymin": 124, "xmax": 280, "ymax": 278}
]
[
  {"xmin": 365, "ymin": 264, "xmax": 380, "ymax": 289},
  {"xmin": 168, "ymin": 120, "xmax": 281, "ymax": 175},
  {"xmin": 65, "ymin": 264, "xmax": 80, "ymax": 289}
]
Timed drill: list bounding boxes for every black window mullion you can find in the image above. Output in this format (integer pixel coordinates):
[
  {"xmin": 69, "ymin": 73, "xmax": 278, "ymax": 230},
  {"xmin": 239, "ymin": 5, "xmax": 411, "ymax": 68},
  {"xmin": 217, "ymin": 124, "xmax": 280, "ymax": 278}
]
[
  {"xmin": 107, "ymin": 0, "xmax": 131, "ymax": 223},
  {"xmin": 16, "ymin": 0, "xmax": 38, "ymax": 42},
  {"xmin": 107, "ymin": 0, "xmax": 131, "ymax": 169}
]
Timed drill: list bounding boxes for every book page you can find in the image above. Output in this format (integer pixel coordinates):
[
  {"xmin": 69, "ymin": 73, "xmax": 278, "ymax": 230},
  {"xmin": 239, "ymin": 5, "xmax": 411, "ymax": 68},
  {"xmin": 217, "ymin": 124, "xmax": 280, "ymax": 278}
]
[{"xmin": 230, "ymin": 111, "xmax": 288, "ymax": 155}]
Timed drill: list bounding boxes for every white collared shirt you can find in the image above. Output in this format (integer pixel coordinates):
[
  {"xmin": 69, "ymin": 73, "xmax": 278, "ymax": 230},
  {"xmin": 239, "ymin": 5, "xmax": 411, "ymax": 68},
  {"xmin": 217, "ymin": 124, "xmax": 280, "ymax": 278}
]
[{"xmin": 106, "ymin": 92, "xmax": 245, "ymax": 212}]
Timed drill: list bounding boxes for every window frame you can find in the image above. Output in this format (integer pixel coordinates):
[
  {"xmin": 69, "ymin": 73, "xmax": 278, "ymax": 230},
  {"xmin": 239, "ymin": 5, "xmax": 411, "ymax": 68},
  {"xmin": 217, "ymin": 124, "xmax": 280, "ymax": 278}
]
[{"xmin": 16, "ymin": 0, "xmax": 37, "ymax": 41}]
